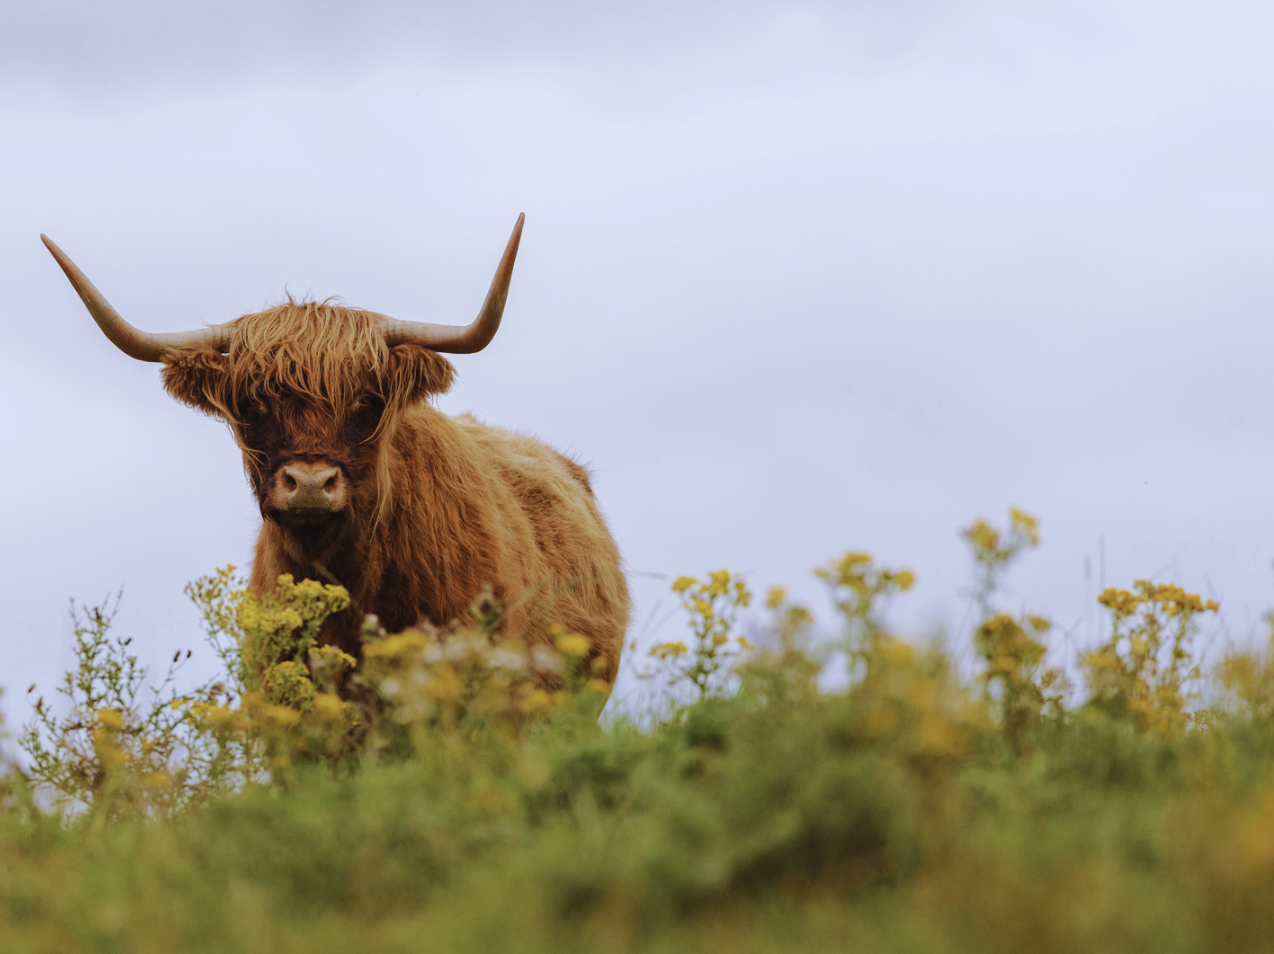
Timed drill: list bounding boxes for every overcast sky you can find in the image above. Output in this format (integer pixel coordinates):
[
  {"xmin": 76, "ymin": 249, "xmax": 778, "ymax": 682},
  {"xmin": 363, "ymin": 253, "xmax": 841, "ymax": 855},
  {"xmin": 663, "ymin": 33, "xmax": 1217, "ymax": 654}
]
[{"xmin": 2, "ymin": 0, "xmax": 1273, "ymax": 720}]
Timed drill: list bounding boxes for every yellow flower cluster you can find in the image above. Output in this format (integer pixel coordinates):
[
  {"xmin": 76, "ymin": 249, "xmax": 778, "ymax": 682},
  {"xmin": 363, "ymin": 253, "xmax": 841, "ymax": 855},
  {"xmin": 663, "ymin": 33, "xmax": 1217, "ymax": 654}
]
[
  {"xmin": 761, "ymin": 587, "xmax": 815, "ymax": 660},
  {"xmin": 361, "ymin": 612, "xmax": 613, "ymax": 739},
  {"xmin": 854, "ymin": 637, "xmax": 983, "ymax": 762},
  {"xmin": 974, "ymin": 613, "xmax": 1061, "ymax": 752},
  {"xmin": 238, "ymin": 574, "xmax": 351, "ymax": 680},
  {"xmin": 816, "ymin": 552, "xmax": 915, "ymax": 595},
  {"xmin": 648, "ymin": 570, "xmax": 754, "ymax": 697},
  {"xmin": 1217, "ymin": 614, "xmax": 1274, "ymax": 724},
  {"xmin": 166, "ymin": 575, "xmax": 365, "ymax": 776},
  {"xmin": 1084, "ymin": 579, "xmax": 1217, "ymax": 734},
  {"xmin": 24, "ymin": 566, "xmax": 619, "ymax": 811},
  {"xmin": 962, "ymin": 509, "xmax": 1042, "ymax": 614},
  {"xmin": 1098, "ymin": 581, "xmax": 1218, "ymax": 620},
  {"xmin": 815, "ymin": 551, "xmax": 917, "ymax": 679}
]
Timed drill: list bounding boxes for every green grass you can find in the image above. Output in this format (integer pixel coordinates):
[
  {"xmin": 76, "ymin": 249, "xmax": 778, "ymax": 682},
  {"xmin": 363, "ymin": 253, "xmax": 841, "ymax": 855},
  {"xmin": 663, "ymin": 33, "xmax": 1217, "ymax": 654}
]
[
  {"xmin": 6, "ymin": 680, "xmax": 1274, "ymax": 952},
  {"xmin": 6, "ymin": 512, "xmax": 1274, "ymax": 952}
]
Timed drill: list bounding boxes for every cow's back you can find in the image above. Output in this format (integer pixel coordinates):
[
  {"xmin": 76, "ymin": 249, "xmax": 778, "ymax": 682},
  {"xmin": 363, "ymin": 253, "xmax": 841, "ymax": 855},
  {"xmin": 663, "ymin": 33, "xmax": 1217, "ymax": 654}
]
[{"xmin": 452, "ymin": 414, "xmax": 630, "ymax": 680}]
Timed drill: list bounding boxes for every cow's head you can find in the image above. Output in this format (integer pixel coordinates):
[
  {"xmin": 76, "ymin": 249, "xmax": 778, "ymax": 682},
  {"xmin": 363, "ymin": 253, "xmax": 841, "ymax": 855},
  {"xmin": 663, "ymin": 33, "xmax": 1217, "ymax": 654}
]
[{"xmin": 43, "ymin": 215, "xmax": 523, "ymax": 546}]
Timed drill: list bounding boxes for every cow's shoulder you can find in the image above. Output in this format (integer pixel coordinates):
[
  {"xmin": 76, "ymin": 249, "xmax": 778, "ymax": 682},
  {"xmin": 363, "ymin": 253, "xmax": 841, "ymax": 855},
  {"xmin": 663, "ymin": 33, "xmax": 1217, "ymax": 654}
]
[{"xmin": 448, "ymin": 413, "xmax": 595, "ymax": 497}]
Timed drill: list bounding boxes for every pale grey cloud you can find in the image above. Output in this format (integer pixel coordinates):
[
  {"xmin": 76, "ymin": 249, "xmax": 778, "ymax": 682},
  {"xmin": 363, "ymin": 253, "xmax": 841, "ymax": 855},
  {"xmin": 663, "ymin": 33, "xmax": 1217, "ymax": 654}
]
[
  {"xmin": 2, "ymin": 0, "xmax": 1272, "ymax": 722},
  {"xmin": 0, "ymin": 0, "xmax": 1104, "ymax": 88}
]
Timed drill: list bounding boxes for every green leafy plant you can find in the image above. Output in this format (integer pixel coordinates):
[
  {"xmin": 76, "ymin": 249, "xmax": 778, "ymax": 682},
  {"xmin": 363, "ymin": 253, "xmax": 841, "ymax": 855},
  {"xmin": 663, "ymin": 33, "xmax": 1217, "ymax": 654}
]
[
  {"xmin": 15, "ymin": 507, "xmax": 1274, "ymax": 954},
  {"xmin": 20, "ymin": 594, "xmax": 237, "ymax": 815}
]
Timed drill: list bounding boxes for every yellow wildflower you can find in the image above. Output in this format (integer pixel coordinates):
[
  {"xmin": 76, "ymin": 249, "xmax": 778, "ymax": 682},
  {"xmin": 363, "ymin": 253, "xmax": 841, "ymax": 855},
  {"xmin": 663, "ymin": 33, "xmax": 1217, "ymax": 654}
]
[
  {"xmin": 916, "ymin": 712, "xmax": 969, "ymax": 757},
  {"xmin": 310, "ymin": 644, "xmax": 357, "ymax": 671},
  {"xmin": 203, "ymin": 706, "xmax": 234, "ymax": 728},
  {"xmin": 879, "ymin": 637, "xmax": 915, "ymax": 666},
  {"xmin": 905, "ymin": 676, "xmax": 937, "ymax": 710},
  {"xmin": 139, "ymin": 771, "xmax": 172, "ymax": 791},
  {"xmin": 427, "ymin": 664, "xmax": 463, "ymax": 702},
  {"xmin": 1009, "ymin": 507, "xmax": 1040, "ymax": 545},
  {"xmin": 311, "ymin": 693, "xmax": 345, "ymax": 720},
  {"xmin": 96, "ymin": 743, "xmax": 128, "ymax": 770},
  {"xmin": 363, "ymin": 629, "xmax": 432, "ymax": 659},
  {"xmin": 864, "ymin": 703, "xmax": 899, "ymax": 737},
  {"xmin": 260, "ymin": 705, "xmax": 301, "ymax": 727},
  {"xmin": 518, "ymin": 689, "xmax": 553, "ymax": 713},
  {"xmin": 555, "ymin": 632, "xmax": 591, "ymax": 657}
]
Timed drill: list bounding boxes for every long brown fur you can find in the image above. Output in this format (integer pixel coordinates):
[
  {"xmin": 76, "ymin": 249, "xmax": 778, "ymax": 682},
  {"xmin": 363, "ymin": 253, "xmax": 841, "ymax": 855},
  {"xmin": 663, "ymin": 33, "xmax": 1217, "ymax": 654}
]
[{"xmin": 161, "ymin": 299, "xmax": 630, "ymax": 682}]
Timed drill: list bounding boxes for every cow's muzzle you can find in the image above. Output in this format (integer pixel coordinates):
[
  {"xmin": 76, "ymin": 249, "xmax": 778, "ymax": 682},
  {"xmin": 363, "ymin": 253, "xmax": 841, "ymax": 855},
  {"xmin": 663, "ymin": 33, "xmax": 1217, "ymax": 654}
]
[{"xmin": 263, "ymin": 461, "xmax": 349, "ymax": 526}]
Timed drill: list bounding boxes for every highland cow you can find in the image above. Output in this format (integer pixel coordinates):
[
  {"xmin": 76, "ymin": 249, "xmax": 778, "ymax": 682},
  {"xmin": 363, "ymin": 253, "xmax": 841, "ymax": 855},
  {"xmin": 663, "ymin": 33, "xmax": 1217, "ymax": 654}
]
[{"xmin": 42, "ymin": 216, "xmax": 630, "ymax": 686}]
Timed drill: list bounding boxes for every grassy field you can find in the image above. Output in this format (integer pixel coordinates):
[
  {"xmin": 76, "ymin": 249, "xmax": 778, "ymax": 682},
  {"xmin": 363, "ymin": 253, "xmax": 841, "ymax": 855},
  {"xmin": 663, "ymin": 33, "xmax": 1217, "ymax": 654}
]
[{"xmin": 5, "ymin": 511, "xmax": 1274, "ymax": 953}]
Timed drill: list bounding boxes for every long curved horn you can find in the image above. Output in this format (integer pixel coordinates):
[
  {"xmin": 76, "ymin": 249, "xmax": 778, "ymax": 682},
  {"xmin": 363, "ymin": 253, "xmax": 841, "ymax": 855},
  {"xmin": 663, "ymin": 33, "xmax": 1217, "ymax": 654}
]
[
  {"xmin": 382, "ymin": 213, "xmax": 524, "ymax": 354},
  {"xmin": 41, "ymin": 235, "xmax": 232, "ymax": 362}
]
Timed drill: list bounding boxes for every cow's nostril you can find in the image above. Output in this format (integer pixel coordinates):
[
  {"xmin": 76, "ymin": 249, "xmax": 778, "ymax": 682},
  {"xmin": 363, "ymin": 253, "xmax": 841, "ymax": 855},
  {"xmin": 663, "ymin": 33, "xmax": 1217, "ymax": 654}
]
[{"xmin": 273, "ymin": 463, "xmax": 344, "ymax": 517}]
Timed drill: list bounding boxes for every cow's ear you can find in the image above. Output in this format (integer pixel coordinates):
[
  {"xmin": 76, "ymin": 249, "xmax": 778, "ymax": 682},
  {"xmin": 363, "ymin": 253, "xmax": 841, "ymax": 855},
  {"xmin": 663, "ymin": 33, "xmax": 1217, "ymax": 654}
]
[
  {"xmin": 162, "ymin": 348, "xmax": 232, "ymax": 417},
  {"xmin": 384, "ymin": 345, "xmax": 456, "ymax": 402}
]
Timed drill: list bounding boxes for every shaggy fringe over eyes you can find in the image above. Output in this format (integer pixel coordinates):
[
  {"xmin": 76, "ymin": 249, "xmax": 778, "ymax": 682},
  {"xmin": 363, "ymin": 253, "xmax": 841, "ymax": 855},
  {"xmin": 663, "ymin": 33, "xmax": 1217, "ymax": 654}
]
[
  {"xmin": 225, "ymin": 298, "xmax": 393, "ymax": 413},
  {"xmin": 169, "ymin": 297, "xmax": 456, "ymax": 526}
]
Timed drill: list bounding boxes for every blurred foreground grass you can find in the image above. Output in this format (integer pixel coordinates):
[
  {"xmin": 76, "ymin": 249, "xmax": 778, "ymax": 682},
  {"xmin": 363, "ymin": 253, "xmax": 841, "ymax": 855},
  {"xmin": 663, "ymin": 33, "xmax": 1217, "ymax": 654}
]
[{"xmin": 5, "ymin": 510, "xmax": 1274, "ymax": 952}]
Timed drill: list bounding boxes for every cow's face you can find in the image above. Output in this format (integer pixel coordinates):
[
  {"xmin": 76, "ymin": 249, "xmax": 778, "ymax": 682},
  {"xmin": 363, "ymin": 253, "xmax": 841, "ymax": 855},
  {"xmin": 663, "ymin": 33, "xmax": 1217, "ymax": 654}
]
[
  {"xmin": 160, "ymin": 307, "xmax": 455, "ymax": 541},
  {"xmin": 235, "ymin": 388, "xmax": 383, "ymax": 531}
]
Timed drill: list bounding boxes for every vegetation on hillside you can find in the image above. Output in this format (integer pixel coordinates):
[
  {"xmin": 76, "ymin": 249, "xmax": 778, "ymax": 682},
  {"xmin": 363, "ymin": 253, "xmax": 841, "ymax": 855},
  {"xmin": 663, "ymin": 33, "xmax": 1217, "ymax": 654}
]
[{"xmin": 4, "ymin": 509, "xmax": 1274, "ymax": 952}]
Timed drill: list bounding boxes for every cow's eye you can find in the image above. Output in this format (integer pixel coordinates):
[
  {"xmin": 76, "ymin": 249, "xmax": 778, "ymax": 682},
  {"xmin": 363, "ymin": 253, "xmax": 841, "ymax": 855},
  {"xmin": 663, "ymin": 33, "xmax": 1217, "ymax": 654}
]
[
  {"xmin": 239, "ymin": 398, "xmax": 269, "ymax": 418},
  {"xmin": 346, "ymin": 395, "xmax": 385, "ymax": 439},
  {"xmin": 235, "ymin": 401, "xmax": 281, "ymax": 447},
  {"xmin": 237, "ymin": 403, "xmax": 261, "ymax": 429}
]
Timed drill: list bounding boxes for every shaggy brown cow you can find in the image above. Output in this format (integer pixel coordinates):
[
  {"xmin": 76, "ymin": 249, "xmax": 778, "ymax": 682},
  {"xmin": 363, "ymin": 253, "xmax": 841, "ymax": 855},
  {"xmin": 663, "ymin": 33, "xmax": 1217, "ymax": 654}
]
[{"xmin": 42, "ymin": 216, "xmax": 630, "ymax": 685}]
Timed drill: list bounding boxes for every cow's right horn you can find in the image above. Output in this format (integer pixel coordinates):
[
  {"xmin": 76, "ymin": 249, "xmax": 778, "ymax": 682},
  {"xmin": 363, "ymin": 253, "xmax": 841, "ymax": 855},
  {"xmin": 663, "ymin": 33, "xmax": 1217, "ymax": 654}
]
[
  {"xmin": 41, "ymin": 235, "xmax": 232, "ymax": 362},
  {"xmin": 381, "ymin": 213, "xmax": 525, "ymax": 354}
]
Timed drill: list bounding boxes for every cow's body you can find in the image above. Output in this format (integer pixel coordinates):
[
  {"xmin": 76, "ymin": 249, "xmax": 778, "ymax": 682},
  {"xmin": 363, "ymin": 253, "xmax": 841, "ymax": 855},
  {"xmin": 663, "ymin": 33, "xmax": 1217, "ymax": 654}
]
[
  {"xmin": 249, "ymin": 403, "xmax": 629, "ymax": 679},
  {"xmin": 43, "ymin": 216, "xmax": 630, "ymax": 689}
]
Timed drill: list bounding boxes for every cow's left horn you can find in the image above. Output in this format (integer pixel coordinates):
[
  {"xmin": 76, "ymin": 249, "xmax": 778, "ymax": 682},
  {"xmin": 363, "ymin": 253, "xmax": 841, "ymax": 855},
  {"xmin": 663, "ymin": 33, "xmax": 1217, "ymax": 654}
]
[
  {"xmin": 41, "ymin": 235, "xmax": 232, "ymax": 362},
  {"xmin": 381, "ymin": 213, "xmax": 524, "ymax": 354}
]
